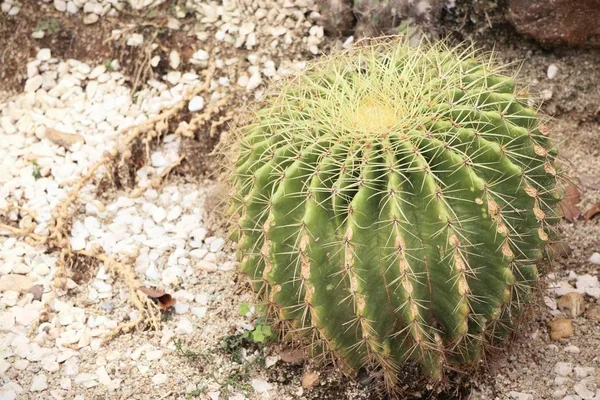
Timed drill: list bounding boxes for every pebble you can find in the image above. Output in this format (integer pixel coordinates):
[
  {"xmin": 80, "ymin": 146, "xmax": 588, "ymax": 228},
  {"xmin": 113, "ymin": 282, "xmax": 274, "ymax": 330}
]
[
  {"xmin": 588, "ymin": 252, "xmax": 600, "ymax": 264},
  {"xmin": 175, "ymin": 318, "xmax": 193, "ymax": 335},
  {"xmin": 547, "ymin": 64, "xmax": 559, "ymax": 79},
  {"xmin": 188, "ymin": 96, "xmax": 205, "ymax": 112},
  {"xmin": 554, "ymin": 361, "xmax": 573, "ymax": 376},
  {"xmin": 169, "ymin": 51, "xmax": 181, "ymax": 69},
  {"xmin": 152, "ymin": 374, "xmax": 168, "ymax": 385},
  {"xmin": 191, "ymin": 306, "xmax": 207, "ymax": 319},
  {"xmin": 30, "ymin": 374, "xmax": 48, "ymax": 391},
  {"xmin": 251, "ymin": 379, "xmax": 273, "ymax": 393},
  {"xmin": 509, "ymin": 392, "xmax": 533, "ymax": 400},
  {"xmin": 574, "ymin": 382, "xmax": 595, "ymax": 399},
  {"xmin": 127, "ymin": 33, "xmax": 144, "ymax": 47}
]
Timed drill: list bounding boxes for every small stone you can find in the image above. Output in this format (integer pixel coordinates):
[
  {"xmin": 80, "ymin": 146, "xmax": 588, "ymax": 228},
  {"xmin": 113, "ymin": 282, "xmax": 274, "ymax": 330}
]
[
  {"xmin": 169, "ymin": 51, "xmax": 181, "ymax": 69},
  {"xmin": 74, "ymin": 373, "xmax": 98, "ymax": 388},
  {"xmin": 209, "ymin": 238, "xmax": 224, "ymax": 252},
  {"xmin": 151, "ymin": 207, "xmax": 167, "ymax": 223},
  {"xmin": 301, "ymin": 372, "xmax": 319, "ymax": 389},
  {"xmin": 152, "ymin": 374, "xmax": 168, "ymax": 385},
  {"xmin": 37, "ymin": 49, "xmax": 51, "ymax": 61},
  {"xmin": 0, "ymin": 274, "xmax": 33, "ymax": 293},
  {"xmin": 548, "ymin": 318, "xmax": 574, "ymax": 341},
  {"xmin": 564, "ymin": 345, "xmax": 580, "ymax": 353},
  {"xmin": 16, "ymin": 309, "xmax": 40, "ymax": 326},
  {"xmin": 146, "ymin": 350, "xmax": 163, "ymax": 361},
  {"xmin": 574, "ymin": 382, "xmax": 595, "ymax": 399},
  {"xmin": 174, "ymin": 302, "xmax": 189, "ymax": 314},
  {"xmin": 191, "ymin": 307, "xmax": 206, "ymax": 319},
  {"xmin": 188, "ymin": 96, "xmax": 205, "ymax": 112},
  {"xmin": 45, "ymin": 127, "xmax": 84, "ymax": 149},
  {"xmin": 554, "ymin": 361, "xmax": 573, "ymax": 377},
  {"xmin": 574, "ymin": 366, "xmax": 595, "ymax": 378},
  {"xmin": 127, "ymin": 33, "xmax": 144, "ymax": 47},
  {"xmin": 509, "ymin": 392, "xmax": 533, "ymax": 400},
  {"xmin": 25, "ymin": 75, "xmax": 43, "ymax": 93},
  {"xmin": 246, "ymin": 74, "xmax": 262, "ymax": 91},
  {"xmin": 83, "ymin": 13, "xmax": 99, "ymax": 24},
  {"xmin": 191, "ymin": 49, "xmax": 209, "ymax": 61},
  {"xmin": 557, "ymin": 292, "xmax": 585, "ymax": 317},
  {"xmin": 251, "ymin": 379, "xmax": 273, "ymax": 393},
  {"xmin": 175, "ymin": 318, "xmax": 193, "ymax": 334},
  {"xmin": 547, "ymin": 64, "xmax": 559, "ymax": 79},
  {"xmin": 197, "ymin": 260, "xmax": 217, "ymax": 272},
  {"xmin": 54, "ymin": 0, "xmax": 67, "ymax": 12},
  {"xmin": 167, "ymin": 206, "xmax": 182, "ymax": 221},
  {"xmin": 588, "ymin": 252, "xmax": 600, "ymax": 264},
  {"xmin": 31, "ymin": 374, "xmax": 48, "ymax": 391},
  {"xmin": 166, "ymin": 71, "xmax": 181, "ymax": 85}
]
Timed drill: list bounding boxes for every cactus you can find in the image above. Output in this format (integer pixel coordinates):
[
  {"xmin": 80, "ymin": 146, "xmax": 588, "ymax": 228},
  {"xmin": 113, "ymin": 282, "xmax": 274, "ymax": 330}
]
[{"xmin": 227, "ymin": 40, "xmax": 561, "ymax": 388}]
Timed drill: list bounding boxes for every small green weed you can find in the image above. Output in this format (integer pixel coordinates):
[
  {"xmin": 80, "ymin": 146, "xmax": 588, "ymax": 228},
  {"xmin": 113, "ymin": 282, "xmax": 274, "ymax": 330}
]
[
  {"xmin": 36, "ymin": 18, "xmax": 61, "ymax": 34},
  {"xmin": 31, "ymin": 161, "xmax": 42, "ymax": 180}
]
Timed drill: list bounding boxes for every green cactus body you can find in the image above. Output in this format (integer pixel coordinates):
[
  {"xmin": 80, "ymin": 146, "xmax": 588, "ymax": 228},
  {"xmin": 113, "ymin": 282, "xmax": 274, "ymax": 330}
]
[{"xmin": 229, "ymin": 41, "xmax": 560, "ymax": 386}]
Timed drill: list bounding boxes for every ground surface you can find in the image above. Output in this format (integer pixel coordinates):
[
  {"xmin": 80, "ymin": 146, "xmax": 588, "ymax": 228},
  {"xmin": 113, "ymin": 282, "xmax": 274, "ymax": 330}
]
[{"xmin": 0, "ymin": 1, "xmax": 599, "ymax": 400}]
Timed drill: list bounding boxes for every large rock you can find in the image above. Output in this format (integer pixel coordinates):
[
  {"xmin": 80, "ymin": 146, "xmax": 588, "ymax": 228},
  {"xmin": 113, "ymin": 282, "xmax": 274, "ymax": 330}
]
[{"xmin": 509, "ymin": 0, "xmax": 600, "ymax": 47}]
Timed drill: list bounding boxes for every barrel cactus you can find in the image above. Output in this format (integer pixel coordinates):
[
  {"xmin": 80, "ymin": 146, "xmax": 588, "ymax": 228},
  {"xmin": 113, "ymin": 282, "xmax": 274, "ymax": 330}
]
[{"xmin": 227, "ymin": 40, "xmax": 560, "ymax": 389}]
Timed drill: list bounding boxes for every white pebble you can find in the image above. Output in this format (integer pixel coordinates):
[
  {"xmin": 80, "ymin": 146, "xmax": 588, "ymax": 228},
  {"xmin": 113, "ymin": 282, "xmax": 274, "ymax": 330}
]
[
  {"xmin": 175, "ymin": 318, "xmax": 193, "ymax": 334},
  {"xmin": 152, "ymin": 374, "xmax": 168, "ymax": 385},
  {"xmin": 191, "ymin": 307, "xmax": 206, "ymax": 319},
  {"xmin": 547, "ymin": 64, "xmax": 559, "ymax": 80},
  {"xmin": 188, "ymin": 96, "xmax": 205, "ymax": 112},
  {"xmin": 169, "ymin": 51, "xmax": 181, "ymax": 69},
  {"xmin": 588, "ymin": 252, "xmax": 600, "ymax": 265},
  {"xmin": 127, "ymin": 33, "xmax": 144, "ymax": 47},
  {"xmin": 251, "ymin": 379, "xmax": 273, "ymax": 393},
  {"xmin": 37, "ymin": 49, "xmax": 51, "ymax": 61},
  {"xmin": 246, "ymin": 74, "xmax": 262, "ymax": 91},
  {"xmin": 31, "ymin": 374, "xmax": 48, "ymax": 391},
  {"xmin": 554, "ymin": 361, "xmax": 573, "ymax": 377}
]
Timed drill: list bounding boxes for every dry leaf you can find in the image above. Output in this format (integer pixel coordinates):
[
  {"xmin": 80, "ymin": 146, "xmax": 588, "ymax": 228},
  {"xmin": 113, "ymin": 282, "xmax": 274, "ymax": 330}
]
[
  {"xmin": 557, "ymin": 292, "xmax": 585, "ymax": 317},
  {"xmin": 45, "ymin": 127, "xmax": 84, "ymax": 149},
  {"xmin": 584, "ymin": 201, "xmax": 600, "ymax": 221},
  {"xmin": 548, "ymin": 318, "xmax": 574, "ymax": 341},
  {"xmin": 301, "ymin": 372, "xmax": 319, "ymax": 389},
  {"xmin": 138, "ymin": 287, "xmax": 176, "ymax": 310},
  {"xmin": 0, "ymin": 274, "xmax": 34, "ymax": 293},
  {"xmin": 558, "ymin": 184, "xmax": 581, "ymax": 222},
  {"xmin": 27, "ymin": 284, "xmax": 44, "ymax": 301},
  {"xmin": 279, "ymin": 348, "xmax": 305, "ymax": 364}
]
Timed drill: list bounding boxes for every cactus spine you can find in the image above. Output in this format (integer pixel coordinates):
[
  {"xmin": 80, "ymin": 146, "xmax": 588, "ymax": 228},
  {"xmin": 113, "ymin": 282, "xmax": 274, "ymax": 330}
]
[{"xmin": 228, "ymin": 40, "xmax": 560, "ymax": 387}]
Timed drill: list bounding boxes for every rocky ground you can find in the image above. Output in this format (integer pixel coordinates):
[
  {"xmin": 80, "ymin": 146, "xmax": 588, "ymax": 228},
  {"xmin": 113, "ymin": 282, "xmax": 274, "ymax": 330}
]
[{"xmin": 0, "ymin": 1, "xmax": 599, "ymax": 400}]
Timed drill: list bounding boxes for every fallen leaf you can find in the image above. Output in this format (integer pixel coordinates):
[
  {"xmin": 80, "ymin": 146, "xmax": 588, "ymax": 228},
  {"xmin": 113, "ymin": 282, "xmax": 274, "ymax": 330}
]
[
  {"xmin": 138, "ymin": 287, "xmax": 176, "ymax": 310},
  {"xmin": 558, "ymin": 184, "xmax": 581, "ymax": 222},
  {"xmin": 0, "ymin": 274, "xmax": 34, "ymax": 293},
  {"xmin": 584, "ymin": 201, "xmax": 600, "ymax": 221},
  {"xmin": 27, "ymin": 284, "xmax": 44, "ymax": 301},
  {"xmin": 557, "ymin": 292, "xmax": 585, "ymax": 317},
  {"xmin": 548, "ymin": 318, "xmax": 574, "ymax": 341},
  {"xmin": 279, "ymin": 348, "xmax": 305, "ymax": 364},
  {"xmin": 45, "ymin": 127, "xmax": 84, "ymax": 149},
  {"xmin": 301, "ymin": 372, "xmax": 319, "ymax": 389}
]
